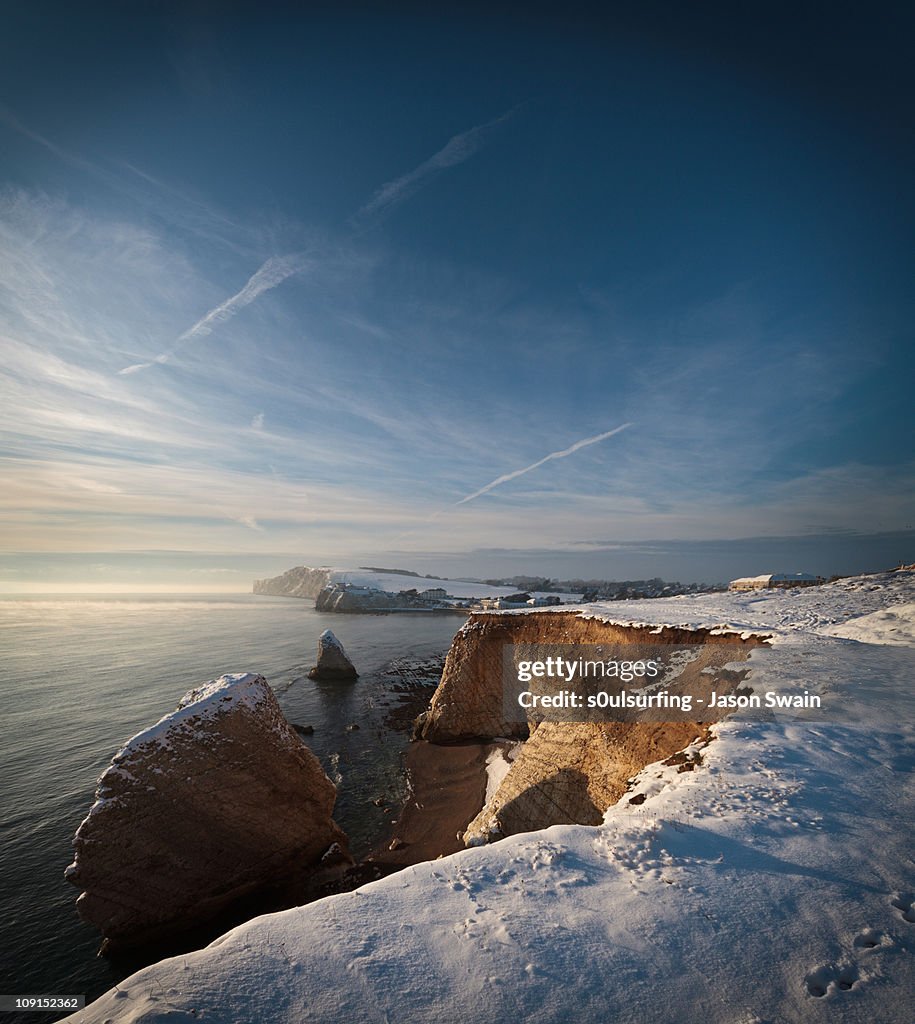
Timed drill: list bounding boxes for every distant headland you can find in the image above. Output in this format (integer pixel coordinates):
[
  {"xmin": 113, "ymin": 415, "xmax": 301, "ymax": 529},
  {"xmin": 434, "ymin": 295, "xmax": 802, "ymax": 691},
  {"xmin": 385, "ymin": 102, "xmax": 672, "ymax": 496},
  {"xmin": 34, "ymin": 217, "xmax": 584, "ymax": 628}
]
[{"xmin": 253, "ymin": 565, "xmax": 724, "ymax": 613}]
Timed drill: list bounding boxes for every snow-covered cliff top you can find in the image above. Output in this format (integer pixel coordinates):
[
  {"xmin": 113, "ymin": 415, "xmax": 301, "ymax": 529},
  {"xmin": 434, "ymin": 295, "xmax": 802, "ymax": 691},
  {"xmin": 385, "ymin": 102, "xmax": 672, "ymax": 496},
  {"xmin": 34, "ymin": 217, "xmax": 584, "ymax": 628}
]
[{"xmin": 66, "ymin": 571, "xmax": 915, "ymax": 1024}]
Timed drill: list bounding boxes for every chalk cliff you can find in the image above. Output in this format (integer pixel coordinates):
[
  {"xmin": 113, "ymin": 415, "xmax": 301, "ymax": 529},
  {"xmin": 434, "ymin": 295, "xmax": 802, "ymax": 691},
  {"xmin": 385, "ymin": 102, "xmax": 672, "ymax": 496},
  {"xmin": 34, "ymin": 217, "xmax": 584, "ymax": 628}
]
[
  {"xmin": 253, "ymin": 566, "xmax": 331, "ymax": 598},
  {"xmin": 65, "ymin": 673, "xmax": 348, "ymax": 951}
]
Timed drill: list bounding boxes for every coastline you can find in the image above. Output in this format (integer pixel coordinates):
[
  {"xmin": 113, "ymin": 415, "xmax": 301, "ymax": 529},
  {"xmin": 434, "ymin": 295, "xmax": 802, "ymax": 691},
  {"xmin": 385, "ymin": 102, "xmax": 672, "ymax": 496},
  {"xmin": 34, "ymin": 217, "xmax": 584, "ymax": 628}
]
[{"xmin": 367, "ymin": 740, "xmax": 495, "ymax": 867}]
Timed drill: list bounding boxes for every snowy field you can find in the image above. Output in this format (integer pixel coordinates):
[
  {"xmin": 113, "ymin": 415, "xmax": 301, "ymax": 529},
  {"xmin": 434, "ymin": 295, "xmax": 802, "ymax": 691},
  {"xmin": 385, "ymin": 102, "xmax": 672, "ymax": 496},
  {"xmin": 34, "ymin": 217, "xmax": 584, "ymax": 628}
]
[
  {"xmin": 328, "ymin": 568, "xmax": 580, "ymax": 602},
  {"xmin": 66, "ymin": 571, "xmax": 915, "ymax": 1024}
]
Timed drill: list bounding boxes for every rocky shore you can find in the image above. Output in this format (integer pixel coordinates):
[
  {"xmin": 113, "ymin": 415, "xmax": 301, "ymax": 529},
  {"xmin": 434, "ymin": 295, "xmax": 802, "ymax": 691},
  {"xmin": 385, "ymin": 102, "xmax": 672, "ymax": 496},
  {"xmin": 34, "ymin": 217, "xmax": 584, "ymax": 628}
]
[
  {"xmin": 59, "ymin": 571, "xmax": 915, "ymax": 1024},
  {"xmin": 65, "ymin": 609, "xmax": 765, "ymax": 960}
]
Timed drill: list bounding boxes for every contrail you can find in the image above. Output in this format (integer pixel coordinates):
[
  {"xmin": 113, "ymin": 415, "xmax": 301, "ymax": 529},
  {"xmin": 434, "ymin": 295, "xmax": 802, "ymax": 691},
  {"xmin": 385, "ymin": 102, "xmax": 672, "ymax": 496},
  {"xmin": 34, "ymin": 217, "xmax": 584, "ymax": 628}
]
[
  {"xmin": 118, "ymin": 253, "xmax": 309, "ymax": 374},
  {"xmin": 176, "ymin": 253, "xmax": 309, "ymax": 343},
  {"xmin": 456, "ymin": 423, "xmax": 633, "ymax": 505},
  {"xmin": 353, "ymin": 108, "xmax": 517, "ymax": 224}
]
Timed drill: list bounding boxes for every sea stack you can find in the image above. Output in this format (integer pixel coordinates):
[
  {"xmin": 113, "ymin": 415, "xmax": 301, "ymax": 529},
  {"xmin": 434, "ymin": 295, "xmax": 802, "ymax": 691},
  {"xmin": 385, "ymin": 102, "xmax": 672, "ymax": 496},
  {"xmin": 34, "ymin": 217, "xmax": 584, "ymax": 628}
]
[
  {"xmin": 65, "ymin": 672, "xmax": 349, "ymax": 952},
  {"xmin": 308, "ymin": 629, "xmax": 359, "ymax": 680}
]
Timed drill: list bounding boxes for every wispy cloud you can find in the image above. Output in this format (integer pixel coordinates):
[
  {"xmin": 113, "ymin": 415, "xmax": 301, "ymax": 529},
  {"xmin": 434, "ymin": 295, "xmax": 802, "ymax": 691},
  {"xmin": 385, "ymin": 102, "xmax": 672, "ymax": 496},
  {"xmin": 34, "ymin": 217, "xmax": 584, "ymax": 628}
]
[
  {"xmin": 353, "ymin": 108, "xmax": 516, "ymax": 225},
  {"xmin": 0, "ymin": 103, "xmax": 98, "ymax": 175},
  {"xmin": 235, "ymin": 514, "xmax": 263, "ymax": 531},
  {"xmin": 177, "ymin": 253, "xmax": 309, "ymax": 343},
  {"xmin": 456, "ymin": 423, "xmax": 633, "ymax": 505},
  {"xmin": 118, "ymin": 253, "xmax": 309, "ymax": 373}
]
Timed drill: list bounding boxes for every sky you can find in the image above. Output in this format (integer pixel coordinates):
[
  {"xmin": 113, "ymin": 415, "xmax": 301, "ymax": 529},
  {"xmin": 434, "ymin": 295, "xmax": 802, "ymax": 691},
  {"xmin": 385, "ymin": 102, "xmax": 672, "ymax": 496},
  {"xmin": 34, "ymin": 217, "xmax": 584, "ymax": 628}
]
[{"xmin": 1, "ymin": 1, "xmax": 913, "ymax": 590}]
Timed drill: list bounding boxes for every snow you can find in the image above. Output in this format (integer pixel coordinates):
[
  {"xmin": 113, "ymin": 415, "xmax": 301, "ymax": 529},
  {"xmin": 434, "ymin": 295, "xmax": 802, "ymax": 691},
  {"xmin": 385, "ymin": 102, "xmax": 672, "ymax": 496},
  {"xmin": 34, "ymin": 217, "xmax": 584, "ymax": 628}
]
[
  {"xmin": 319, "ymin": 628, "xmax": 346, "ymax": 651},
  {"xmin": 824, "ymin": 602, "xmax": 915, "ymax": 646},
  {"xmin": 68, "ymin": 674, "xmax": 283, "ymax": 840},
  {"xmin": 483, "ymin": 742, "xmax": 521, "ymax": 804},
  {"xmin": 107, "ymin": 672, "xmax": 272, "ymax": 754},
  {"xmin": 64, "ymin": 571, "xmax": 915, "ymax": 1024},
  {"xmin": 329, "ymin": 568, "xmax": 580, "ymax": 602}
]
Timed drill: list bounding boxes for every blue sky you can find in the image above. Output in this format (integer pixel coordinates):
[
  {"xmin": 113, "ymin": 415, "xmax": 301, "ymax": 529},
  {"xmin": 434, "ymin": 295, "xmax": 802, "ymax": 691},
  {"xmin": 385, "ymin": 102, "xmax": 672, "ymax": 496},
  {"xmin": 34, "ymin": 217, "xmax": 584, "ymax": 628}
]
[{"xmin": 1, "ymin": 2, "xmax": 912, "ymax": 589}]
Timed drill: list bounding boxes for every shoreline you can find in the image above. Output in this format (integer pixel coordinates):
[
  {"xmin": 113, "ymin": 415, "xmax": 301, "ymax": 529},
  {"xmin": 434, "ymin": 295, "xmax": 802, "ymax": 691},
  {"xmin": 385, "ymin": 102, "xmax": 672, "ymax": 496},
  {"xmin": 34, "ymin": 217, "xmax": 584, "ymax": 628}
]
[{"xmin": 365, "ymin": 740, "xmax": 495, "ymax": 867}]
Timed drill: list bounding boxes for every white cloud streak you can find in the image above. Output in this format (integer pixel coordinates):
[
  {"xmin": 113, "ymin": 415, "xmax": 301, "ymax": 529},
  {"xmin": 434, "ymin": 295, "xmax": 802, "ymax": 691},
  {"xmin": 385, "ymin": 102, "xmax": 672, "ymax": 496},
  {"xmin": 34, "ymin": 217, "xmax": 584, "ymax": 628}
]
[
  {"xmin": 456, "ymin": 423, "xmax": 633, "ymax": 505},
  {"xmin": 354, "ymin": 108, "xmax": 516, "ymax": 224},
  {"xmin": 177, "ymin": 253, "xmax": 309, "ymax": 342},
  {"xmin": 118, "ymin": 253, "xmax": 309, "ymax": 374}
]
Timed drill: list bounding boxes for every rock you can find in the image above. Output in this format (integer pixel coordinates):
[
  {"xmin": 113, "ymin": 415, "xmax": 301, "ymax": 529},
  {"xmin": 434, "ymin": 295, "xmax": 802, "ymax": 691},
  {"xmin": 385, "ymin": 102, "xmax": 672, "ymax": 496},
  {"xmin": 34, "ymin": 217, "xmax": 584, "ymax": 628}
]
[
  {"xmin": 253, "ymin": 566, "xmax": 332, "ymax": 599},
  {"xmin": 307, "ymin": 629, "xmax": 358, "ymax": 681},
  {"xmin": 319, "ymin": 842, "xmax": 350, "ymax": 868},
  {"xmin": 346, "ymin": 722, "xmax": 360, "ymax": 731},
  {"xmin": 315, "ymin": 584, "xmax": 402, "ymax": 613},
  {"xmin": 419, "ymin": 612, "xmax": 761, "ymax": 743},
  {"xmin": 292, "ymin": 723, "xmax": 314, "ymax": 735},
  {"xmin": 415, "ymin": 610, "xmax": 765, "ymax": 845},
  {"xmin": 462, "ymin": 720, "xmax": 709, "ymax": 845},
  {"xmin": 388, "ymin": 838, "xmax": 405, "ymax": 851},
  {"xmin": 65, "ymin": 672, "xmax": 349, "ymax": 952}
]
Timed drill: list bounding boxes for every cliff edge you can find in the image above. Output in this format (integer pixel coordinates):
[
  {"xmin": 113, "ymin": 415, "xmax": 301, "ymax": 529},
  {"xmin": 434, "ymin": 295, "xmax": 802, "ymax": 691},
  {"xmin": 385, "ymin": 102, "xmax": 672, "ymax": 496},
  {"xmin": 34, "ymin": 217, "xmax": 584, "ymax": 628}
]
[
  {"xmin": 418, "ymin": 611, "xmax": 765, "ymax": 842},
  {"xmin": 253, "ymin": 566, "xmax": 331, "ymax": 598}
]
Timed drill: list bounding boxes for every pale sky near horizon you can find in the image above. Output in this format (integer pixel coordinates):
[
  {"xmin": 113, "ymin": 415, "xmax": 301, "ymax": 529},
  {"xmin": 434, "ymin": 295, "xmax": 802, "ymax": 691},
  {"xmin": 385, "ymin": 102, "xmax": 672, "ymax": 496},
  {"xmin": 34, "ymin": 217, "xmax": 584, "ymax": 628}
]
[{"xmin": 1, "ymin": 2, "xmax": 913, "ymax": 589}]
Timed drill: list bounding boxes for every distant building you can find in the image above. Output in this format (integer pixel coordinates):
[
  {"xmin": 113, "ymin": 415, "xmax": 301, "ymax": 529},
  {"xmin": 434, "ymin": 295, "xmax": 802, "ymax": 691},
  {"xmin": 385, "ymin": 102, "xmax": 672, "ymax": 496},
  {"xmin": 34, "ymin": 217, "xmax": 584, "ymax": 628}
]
[
  {"xmin": 729, "ymin": 573, "xmax": 821, "ymax": 592},
  {"xmin": 420, "ymin": 587, "xmax": 447, "ymax": 600},
  {"xmin": 479, "ymin": 596, "xmax": 528, "ymax": 610}
]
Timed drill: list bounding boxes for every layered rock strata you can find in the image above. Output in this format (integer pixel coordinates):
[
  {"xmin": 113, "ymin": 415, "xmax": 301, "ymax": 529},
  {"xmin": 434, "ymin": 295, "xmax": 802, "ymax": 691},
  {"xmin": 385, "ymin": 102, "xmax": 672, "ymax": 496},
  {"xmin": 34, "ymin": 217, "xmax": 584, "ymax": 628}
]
[
  {"xmin": 416, "ymin": 611, "xmax": 766, "ymax": 843},
  {"xmin": 66, "ymin": 672, "xmax": 348, "ymax": 951},
  {"xmin": 463, "ymin": 720, "xmax": 709, "ymax": 843}
]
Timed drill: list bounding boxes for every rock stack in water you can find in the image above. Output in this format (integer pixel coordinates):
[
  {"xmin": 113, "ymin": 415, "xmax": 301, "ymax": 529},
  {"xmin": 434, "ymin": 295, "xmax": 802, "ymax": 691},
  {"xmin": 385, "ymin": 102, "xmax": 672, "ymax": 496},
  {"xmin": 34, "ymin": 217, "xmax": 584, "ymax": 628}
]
[
  {"xmin": 308, "ymin": 629, "xmax": 358, "ymax": 680},
  {"xmin": 65, "ymin": 672, "xmax": 349, "ymax": 952}
]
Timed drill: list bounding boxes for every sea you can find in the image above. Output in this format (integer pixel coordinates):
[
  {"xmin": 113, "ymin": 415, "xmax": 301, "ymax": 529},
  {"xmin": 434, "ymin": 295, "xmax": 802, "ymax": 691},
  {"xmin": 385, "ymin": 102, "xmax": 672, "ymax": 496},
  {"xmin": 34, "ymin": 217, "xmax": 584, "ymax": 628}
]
[{"xmin": 0, "ymin": 593, "xmax": 463, "ymax": 1017}]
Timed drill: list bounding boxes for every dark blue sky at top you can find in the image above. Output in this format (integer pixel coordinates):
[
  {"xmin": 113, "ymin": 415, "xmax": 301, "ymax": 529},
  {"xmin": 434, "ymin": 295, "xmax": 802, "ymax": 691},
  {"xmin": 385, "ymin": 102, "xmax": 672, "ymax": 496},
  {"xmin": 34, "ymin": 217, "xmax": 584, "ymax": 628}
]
[{"xmin": 0, "ymin": 2, "xmax": 912, "ymax": 584}]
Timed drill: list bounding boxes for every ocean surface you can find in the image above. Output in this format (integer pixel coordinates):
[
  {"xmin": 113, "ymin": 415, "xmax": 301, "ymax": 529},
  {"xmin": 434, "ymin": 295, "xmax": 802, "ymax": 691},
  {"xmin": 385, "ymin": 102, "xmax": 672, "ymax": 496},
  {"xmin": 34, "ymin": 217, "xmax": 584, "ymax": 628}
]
[{"xmin": 0, "ymin": 594, "xmax": 463, "ymax": 1015}]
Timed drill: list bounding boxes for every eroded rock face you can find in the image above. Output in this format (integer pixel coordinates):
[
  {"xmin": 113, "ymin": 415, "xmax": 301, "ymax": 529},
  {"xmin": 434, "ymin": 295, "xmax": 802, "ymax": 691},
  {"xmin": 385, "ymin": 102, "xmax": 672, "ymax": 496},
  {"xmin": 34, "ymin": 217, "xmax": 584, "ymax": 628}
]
[
  {"xmin": 463, "ymin": 721, "xmax": 708, "ymax": 844},
  {"xmin": 253, "ymin": 566, "xmax": 332, "ymax": 598},
  {"xmin": 419, "ymin": 612, "xmax": 763, "ymax": 742},
  {"xmin": 417, "ymin": 611, "xmax": 765, "ymax": 845},
  {"xmin": 307, "ymin": 629, "xmax": 358, "ymax": 680},
  {"xmin": 66, "ymin": 673, "xmax": 348, "ymax": 951}
]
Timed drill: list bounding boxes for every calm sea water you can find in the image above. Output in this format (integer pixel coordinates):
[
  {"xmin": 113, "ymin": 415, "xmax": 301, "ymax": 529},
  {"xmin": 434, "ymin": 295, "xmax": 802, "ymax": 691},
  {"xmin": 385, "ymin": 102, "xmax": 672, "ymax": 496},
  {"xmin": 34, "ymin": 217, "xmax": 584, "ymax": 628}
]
[{"xmin": 0, "ymin": 594, "xmax": 462, "ymax": 1014}]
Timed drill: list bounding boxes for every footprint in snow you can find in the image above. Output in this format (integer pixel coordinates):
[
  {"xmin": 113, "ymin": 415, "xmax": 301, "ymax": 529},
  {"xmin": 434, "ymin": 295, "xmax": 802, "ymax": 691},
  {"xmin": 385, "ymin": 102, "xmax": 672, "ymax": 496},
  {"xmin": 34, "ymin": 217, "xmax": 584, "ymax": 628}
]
[
  {"xmin": 890, "ymin": 892, "xmax": 915, "ymax": 923},
  {"xmin": 805, "ymin": 963, "xmax": 859, "ymax": 998},
  {"xmin": 853, "ymin": 928, "xmax": 888, "ymax": 950}
]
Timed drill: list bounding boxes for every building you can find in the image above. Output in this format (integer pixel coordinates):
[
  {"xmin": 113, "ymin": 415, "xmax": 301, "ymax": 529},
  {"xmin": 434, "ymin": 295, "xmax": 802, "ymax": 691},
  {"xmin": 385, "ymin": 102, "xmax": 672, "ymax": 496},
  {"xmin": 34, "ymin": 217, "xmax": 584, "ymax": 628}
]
[
  {"xmin": 420, "ymin": 587, "xmax": 447, "ymax": 600},
  {"xmin": 728, "ymin": 573, "xmax": 822, "ymax": 592}
]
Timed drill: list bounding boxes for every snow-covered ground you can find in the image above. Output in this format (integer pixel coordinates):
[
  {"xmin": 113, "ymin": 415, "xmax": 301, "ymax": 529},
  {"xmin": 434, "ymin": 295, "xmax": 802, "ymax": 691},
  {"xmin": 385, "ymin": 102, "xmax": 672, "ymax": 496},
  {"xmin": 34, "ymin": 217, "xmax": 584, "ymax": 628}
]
[
  {"xmin": 329, "ymin": 568, "xmax": 580, "ymax": 602},
  {"xmin": 66, "ymin": 571, "xmax": 915, "ymax": 1024}
]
